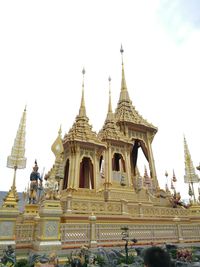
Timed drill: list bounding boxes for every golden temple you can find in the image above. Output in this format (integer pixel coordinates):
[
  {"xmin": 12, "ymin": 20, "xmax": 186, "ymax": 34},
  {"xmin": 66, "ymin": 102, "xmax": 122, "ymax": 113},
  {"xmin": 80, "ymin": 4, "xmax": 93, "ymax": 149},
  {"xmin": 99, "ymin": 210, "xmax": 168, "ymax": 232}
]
[{"xmin": 1, "ymin": 47, "xmax": 200, "ymax": 255}]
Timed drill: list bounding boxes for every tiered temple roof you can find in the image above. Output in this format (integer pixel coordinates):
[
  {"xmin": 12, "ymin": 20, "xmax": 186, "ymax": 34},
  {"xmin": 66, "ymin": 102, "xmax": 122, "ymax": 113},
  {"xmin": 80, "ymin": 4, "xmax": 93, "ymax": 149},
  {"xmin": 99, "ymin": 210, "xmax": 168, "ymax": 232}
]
[{"xmin": 115, "ymin": 46, "xmax": 157, "ymax": 133}]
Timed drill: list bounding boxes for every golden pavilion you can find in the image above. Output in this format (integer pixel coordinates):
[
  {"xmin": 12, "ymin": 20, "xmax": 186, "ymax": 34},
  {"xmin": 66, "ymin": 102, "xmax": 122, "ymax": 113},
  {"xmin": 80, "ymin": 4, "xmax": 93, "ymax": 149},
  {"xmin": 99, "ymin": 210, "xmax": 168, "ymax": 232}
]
[{"xmin": 0, "ymin": 47, "xmax": 200, "ymax": 255}]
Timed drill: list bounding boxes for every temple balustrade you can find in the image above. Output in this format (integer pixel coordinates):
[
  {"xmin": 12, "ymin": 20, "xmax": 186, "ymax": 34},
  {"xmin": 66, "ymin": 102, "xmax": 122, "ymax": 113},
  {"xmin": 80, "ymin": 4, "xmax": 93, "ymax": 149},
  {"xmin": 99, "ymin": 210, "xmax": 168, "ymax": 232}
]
[
  {"xmin": 8, "ymin": 199, "xmax": 200, "ymax": 252},
  {"xmin": 15, "ymin": 222, "xmax": 35, "ymax": 246},
  {"xmin": 60, "ymin": 223, "xmax": 90, "ymax": 246},
  {"xmin": 14, "ymin": 221, "xmax": 200, "ymax": 249}
]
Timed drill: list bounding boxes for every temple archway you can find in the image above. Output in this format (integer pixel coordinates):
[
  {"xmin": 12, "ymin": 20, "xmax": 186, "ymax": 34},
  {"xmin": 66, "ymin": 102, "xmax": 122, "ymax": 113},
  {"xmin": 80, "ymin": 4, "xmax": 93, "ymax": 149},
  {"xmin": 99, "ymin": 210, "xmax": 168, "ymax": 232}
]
[
  {"xmin": 79, "ymin": 157, "xmax": 94, "ymax": 189},
  {"xmin": 130, "ymin": 139, "xmax": 149, "ymax": 176},
  {"xmin": 112, "ymin": 152, "xmax": 125, "ymax": 172}
]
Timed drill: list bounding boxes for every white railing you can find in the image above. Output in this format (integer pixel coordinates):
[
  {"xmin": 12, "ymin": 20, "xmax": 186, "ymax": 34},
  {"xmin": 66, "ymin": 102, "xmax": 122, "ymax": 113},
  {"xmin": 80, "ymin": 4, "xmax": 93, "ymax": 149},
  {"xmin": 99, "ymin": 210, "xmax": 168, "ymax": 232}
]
[
  {"xmin": 96, "ymin": 223, "xmax": 178, "ymax": 243},
  {"xmin": 60, "ymin": 223, "xmax": 90, "ymax": 244},
  {"xmin": 15, "ymin": 222, "xmax": 200, "ymax": 248},
  {"xmin": 181, "ymin": 224, "xmax": 200, "ymax": 240}
]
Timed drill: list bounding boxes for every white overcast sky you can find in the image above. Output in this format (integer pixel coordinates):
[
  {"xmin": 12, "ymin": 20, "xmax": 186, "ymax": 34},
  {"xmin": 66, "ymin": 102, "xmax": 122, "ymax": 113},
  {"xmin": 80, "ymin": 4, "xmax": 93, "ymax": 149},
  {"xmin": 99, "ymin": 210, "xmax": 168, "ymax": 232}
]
[{"xmin": 0, "ymin": 0, "xmax": 200, "ymax": 200}]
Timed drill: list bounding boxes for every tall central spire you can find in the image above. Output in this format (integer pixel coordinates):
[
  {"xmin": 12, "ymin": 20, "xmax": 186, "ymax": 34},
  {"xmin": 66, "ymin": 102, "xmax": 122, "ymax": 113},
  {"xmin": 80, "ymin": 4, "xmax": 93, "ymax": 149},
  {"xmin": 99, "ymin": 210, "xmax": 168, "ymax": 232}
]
[
  {"xmin": 115, "ymin": 45, "xmax": 157, "ymax": 133},
  {"xmin": 119, "ymin": 45, "xmax": 130, "ymax": 101},
  {"xmin": 79, "ymin": 68, "xmax": 86, "ymax": 117}
]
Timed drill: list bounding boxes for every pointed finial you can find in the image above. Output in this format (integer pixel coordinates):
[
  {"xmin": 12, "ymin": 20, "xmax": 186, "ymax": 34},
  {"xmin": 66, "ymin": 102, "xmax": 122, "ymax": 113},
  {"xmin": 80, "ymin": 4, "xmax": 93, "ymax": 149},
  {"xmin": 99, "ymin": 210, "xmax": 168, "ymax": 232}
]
[
  {"xmin": 183, "ymin": 134, "xmax": 186, "ymax": 143},
  {"xmin": 120, "ymin": 44, "xmax": 124, "ymax": 54},
  {"xmin": 82, "ymin": 67, "xmax": 85, "ymax": 84},
  {"xmin": 79, "ymin": 68, "xmax": 86, "ymax": 117},
  {"xmin": 119, "ymin": 44, "xmax": 128, "ymax": 96},
  {"xmin": 24, "ymin": 105, "xmax": 27, "ymax": 111},
  {"xmin": 120, "ymin": 44, "xmax": 124, "ymax": 64},
  {"xmin": 172, "ymin": 169, "xmax": 177, "ymax": 182},
  {"xmin": 108, "ymin": 76, "xmax": 111, "ymax": 94},
  {"xmin": 58, "ymin": 125, "xmax": 62, "ymax": 136},
  {"xmin": 81, "ymin": 67, "xmax": 86, "ymax": 93},
  {"xmin": 108, "ymin": 76, "xmax": 112, "ymax": 113}
]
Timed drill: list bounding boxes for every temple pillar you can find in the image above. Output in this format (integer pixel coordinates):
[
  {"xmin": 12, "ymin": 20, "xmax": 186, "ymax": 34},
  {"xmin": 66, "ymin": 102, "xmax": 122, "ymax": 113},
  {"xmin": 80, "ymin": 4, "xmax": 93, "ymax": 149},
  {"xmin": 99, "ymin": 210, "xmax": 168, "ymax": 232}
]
[
  {"xmin": 107, "ymin": 144, "xmax": 112, "ymax": 186},
  {"xmin": 103, "ymin": 145, "xmax": 112, "ymax": 201},
  {"xmin": 124, "ymin": 148, "xmax": 131, "ymax": 186},
  {"xmin": 0, "ymin": 189, "xmax": 19, "ymax": 253},
  {"xmin": 73, "ymin": 149, "xmax": 80, "ymax": 189},
  {"xmin": 138, "ymin": 202, "xmax": 143, "ymax": 217},
  {"xmin": 121, "ymin": 199, "xmax": 128, "ymax": 215},
  {"xmin": 89, "ymin": 213, "xmax": 97, "ymax": 248},
  {"xmin": 94, "ymin": 149, "xmax": 99, "ymax": 189},
  {"xmin": 173, "ymin": 216, "xmax": 183, "ymax": 243},
  {"xmin": 34, "ymin": 200, "xmax": 62, "ymax": 252},
  {"xmin": 66, "ymin": 193, "xmax": 72, "ymax": 213},
  {"xmin": 0, "ymin": 208, "xmax": 19, "ymax": 253},
  {"xmin": 104, "ymin": 147, "xmax": 109, "ymax": 185},
  {"xmin": 68, "ymin": 153, "xmax": 75, "ymax": 189},
  {"xmin": 146, "ymin": 133, "xmax": 158, "ymax": 188}
]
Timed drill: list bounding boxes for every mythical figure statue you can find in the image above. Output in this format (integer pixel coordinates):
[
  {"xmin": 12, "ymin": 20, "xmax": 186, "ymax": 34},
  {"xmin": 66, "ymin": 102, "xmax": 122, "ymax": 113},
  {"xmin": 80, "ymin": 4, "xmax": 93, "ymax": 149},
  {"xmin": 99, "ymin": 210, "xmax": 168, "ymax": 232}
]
[
  {"xmin": 29, "ymin": 160, "xmax": 42, "ymax": 204},
  {"xmin": 170, "ymin": 191, "xmax": 190, "ymax": 209},
  {"xmin": 48, "ymin": 252, "xmax": 59, "ymax": 267},
  {"xmin": 44, "ymin": 173, "xmax": 60, "ymax": 200},
  {"xmin": 0, "ymin": 245, "xmax": 16, "ymax": 267}
]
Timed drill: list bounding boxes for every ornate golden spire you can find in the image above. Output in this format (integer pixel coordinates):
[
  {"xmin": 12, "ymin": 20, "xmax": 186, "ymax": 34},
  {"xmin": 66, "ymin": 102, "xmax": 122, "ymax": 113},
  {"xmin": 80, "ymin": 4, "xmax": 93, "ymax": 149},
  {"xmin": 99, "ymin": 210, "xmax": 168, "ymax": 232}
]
[
  {"xmin": 79, "ymin": 68, "xmax": 86, "ymax": 117},
  {"xmin": 64, "ymin": 70, "xmax": 103, "ymax": 145},
  {"xmin": 98, "ymin": 77, "xmax": 130, "ymax": 142},
  {"xmin": 7, "ymin": 106, "xmax": 27, "ymax": 170},
  {"xmin": 5, "ymin": 107, "xmax": 27, "ymax": 203},
  {"xmin": 184, "ymin": 136, "xmax": 199, "ymax": 202}
]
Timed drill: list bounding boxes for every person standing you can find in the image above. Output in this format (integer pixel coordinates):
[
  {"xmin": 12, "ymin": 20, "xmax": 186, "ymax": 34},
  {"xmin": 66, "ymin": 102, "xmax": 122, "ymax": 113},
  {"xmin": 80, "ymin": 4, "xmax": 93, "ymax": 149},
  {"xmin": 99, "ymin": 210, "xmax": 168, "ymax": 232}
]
[{"xmin": 143, "ymin": 247, "xmax": 171, "ymax": 267}]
